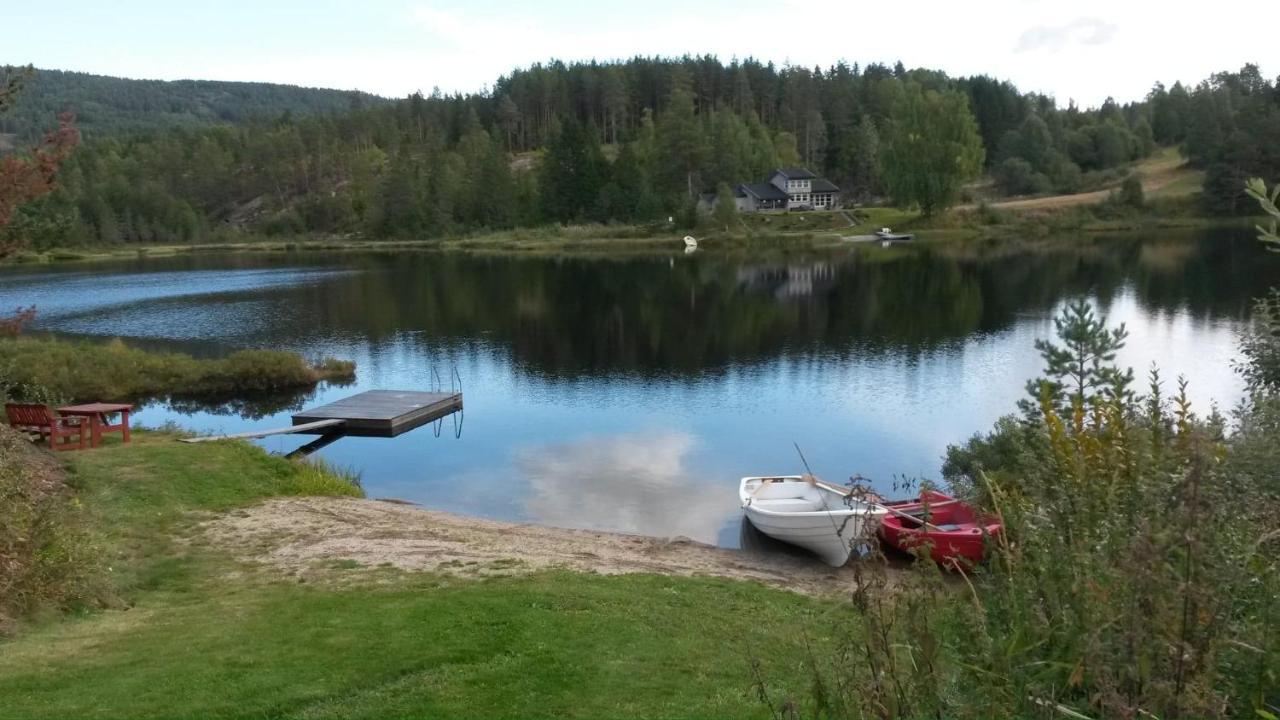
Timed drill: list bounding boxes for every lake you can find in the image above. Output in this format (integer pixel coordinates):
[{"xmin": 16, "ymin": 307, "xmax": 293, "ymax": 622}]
[{"xmin": 2, "ymin": 230, "xmax": 1274, "ymax": 547}]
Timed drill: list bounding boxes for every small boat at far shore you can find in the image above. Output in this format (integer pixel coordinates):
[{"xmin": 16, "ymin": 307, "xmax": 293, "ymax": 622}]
[
  {"xmin": 740, "ymin": 475, "xmax": 888, "ymax": 566},
  {"xmin": 874, "ymin": 226, "xmax": 915, "ymax": 242},
  {"xmin": 879, "ymin": 490, "xmax": 1000, "ymax": 567}
]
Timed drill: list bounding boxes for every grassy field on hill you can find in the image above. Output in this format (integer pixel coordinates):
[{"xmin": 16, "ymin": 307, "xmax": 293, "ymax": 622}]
[{"xmin": 974, "ymin": 147, "xmax": 1203, "ymax": 210}]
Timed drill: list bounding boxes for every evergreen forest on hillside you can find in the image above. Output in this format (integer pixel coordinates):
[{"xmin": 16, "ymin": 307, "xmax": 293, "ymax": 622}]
[{"xmin": 1, "ymin": 58, "xmax": 1277, "ymax": 248}]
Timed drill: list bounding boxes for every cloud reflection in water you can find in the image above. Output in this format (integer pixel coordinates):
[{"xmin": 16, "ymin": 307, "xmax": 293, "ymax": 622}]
[{"xmin": 517, "ymin": 431, "xmax": 736, "ymax": 544}]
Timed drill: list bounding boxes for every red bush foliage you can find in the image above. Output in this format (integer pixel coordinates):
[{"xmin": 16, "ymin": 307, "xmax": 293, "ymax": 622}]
[
  {"xmin": 0, "ymin": 306, "xmax": 36, "ymax": 337},
  {"xmin": 0, "ymin": 112, "xmax": 79, "ymax": 251}
]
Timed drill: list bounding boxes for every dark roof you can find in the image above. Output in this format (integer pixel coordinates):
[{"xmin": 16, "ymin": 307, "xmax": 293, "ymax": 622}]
[
  {"xmin": 774, "ymin": 168, "xmax": 818, "ymax": 180},
  {"xmin": 740, "ymin": 182, "xmax": 788, "ymax": 200},
  {"xmin": 811, "ymin": 178, "xmax": 840, "ymax": 193}
]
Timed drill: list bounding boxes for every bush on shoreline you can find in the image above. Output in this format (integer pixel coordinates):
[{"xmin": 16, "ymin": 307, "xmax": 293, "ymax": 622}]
[
  {"xmin": 0, "ymin": 337, "xmax": 354, "ymax": 405},
  {"xmin": 758, "ymin": 302, "xmax": 1279, "ymax": 720},
  {"xmin": 0, "ymin": 426, "xmax": 105, "ymax": 632}
]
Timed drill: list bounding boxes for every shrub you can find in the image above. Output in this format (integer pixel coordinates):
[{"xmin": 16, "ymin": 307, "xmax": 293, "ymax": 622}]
[
  {"xmin": 1047, "ymin": 151, "xmax": 1084, "ymax": 193},
  {"xmin": 1239, "ymin": 289, "xmax": 1280, "ymax": 394},
  {"xmin": 760, "ymin": 304, "xmax": 1279, "ymax": 719},
  {"xmin": 1119, "ymin": 173, "xmax": 1145, "ymax": 208},
  {"xmin": 0, "ymin": 337, "xmax": 355, "ymax": 404},
  {"xmin": 994, "ymin": 157, "xmax": 1052, "ymax": 196},
  {"xmin": 0, "ymin": 306, "xmax": 36, "ymax": 337},
  {"xmin": 0, "ymin": 427, "xmax": 105, "ymax": 632}
]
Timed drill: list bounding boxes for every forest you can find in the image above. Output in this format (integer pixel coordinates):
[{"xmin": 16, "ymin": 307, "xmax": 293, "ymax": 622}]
[
  {"xmin": 1, "ymin": 58, "xmax": 1277, "ymax": 249},
  {"xmin": 0, "ymin": 68, "xmax": 385, "ymax": 145}
]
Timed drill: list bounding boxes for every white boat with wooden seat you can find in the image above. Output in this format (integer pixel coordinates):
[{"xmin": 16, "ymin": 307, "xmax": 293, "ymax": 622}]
[{"xmin": 739, "ymin": 475, "xmax": 887, "ymax": 566}]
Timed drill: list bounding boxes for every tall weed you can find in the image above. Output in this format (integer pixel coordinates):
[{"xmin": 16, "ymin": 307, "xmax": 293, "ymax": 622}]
[
  {"xmin": 758, "ymin": 305, "xmax": 1279, "ymax": 719},
  {"xmin": 0, "ymin": 427, "xmax": 106, "ymax": 632}
]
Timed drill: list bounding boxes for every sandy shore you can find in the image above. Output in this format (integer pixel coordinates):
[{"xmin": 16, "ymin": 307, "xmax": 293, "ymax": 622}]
[{"xmin": 200, "ymin": 496, "xmax": 883, "ymax": 596}]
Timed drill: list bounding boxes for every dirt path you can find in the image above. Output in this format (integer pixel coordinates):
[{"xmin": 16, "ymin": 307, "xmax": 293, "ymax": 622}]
[
  {"xmin": 201, "ymin": 497, "xmax": 881, "ymax": 596},
  {"xmin": 968, "ymin": 151, "xmax": 1196, "ymax": 211}
]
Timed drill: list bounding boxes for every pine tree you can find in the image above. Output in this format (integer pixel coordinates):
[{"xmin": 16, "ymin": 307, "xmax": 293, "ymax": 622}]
[
  {"xmin": 655, "ymin": 81, "xmax": 707, "ymax": 201},
  {"xmin": 1024, "ymin": 300, "xmax": 1134, "ymax": 415},
  {"xmin": 609, "ymin": 143, "xmax": 653, "ymax": 220},
  {"xmin": 496, "ymin": 94, "xmax": 521, "ymax": 151},
  {"xmin": 840, "ymin": 115, "xmax": 881, "ymax": 201},
  {"xmin": 539, "ymin": 118, "xmax": 606, "ymax": 222}
]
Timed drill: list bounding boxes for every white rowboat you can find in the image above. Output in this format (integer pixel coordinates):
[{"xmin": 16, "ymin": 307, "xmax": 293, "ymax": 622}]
[{"xmin": 739, "ymin": 475, "xmax": 887, "ymax": 566}]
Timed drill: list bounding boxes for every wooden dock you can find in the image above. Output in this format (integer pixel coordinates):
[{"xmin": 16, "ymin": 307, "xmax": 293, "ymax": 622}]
[
  {"xmin": 291, "ymin": 390, "xmax": 463, "ymax": 437},
  {"xmin": 181, "ymin": 389, "xmax": 463, "ymax": 443},
  {"xmin": 180, "ymin": 418, "xmax": 346, "ymax": 443}
]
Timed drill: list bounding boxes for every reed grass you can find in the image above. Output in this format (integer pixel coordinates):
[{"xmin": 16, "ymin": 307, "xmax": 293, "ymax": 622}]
[
  {"xmin": 283, "ymin": 456, "xmax": 363, "ymax": 498},
  {"xmin": 0, "ymin": 336, "xmax": 355, "ymax": 404}
]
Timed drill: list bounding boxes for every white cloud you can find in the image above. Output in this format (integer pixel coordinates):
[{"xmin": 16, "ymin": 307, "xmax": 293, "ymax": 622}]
[
  {"xmin": 408, "ymin": 5, "xmax": 468, "ymax": 40},
  {"xmin": 1016, "ymin": 18, "xmax": 1118, "ymax": 53}
]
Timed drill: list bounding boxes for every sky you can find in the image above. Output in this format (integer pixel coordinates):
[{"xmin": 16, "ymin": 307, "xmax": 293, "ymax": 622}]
[{"xmin": 1, "ymin": 0, "xmax": 1272, "ymax": 108}]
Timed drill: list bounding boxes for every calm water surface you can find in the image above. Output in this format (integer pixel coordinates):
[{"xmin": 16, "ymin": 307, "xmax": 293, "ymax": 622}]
[{"xmin": 2, "ymin": 230, "xmax": 1274, "ymax": 547}]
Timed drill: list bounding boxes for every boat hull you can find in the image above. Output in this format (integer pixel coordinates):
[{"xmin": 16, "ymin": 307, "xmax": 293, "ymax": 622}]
[
  {"xmin": 879, "ymin": 490, "xmax": 1000, "ymax": 567},
  {"xmin": 740, "ymin": 476, "xmax": 885, "ymax": 567}
]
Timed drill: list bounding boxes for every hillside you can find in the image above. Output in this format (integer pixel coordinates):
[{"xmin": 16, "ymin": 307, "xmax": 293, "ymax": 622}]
[
  {"xmin": 0, "ymin": 59, "xmax": 1272, "ymax": 250},
  {"xmin": 0, "ymin": 67, "xmax": 388, "ymax": 144},
  {"xmin": 963, "ymin": 147, "xmax": 1205, "ymax": 212}
]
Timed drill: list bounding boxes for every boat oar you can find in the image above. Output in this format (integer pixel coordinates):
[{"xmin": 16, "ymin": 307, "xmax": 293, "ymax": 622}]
[
  {"xmin": 806, "ymin": 476, "xmax": 948, "ymax": 533},
  {"xmin": 791, "ymin": 442, "xmax": 946, "ymax": 532}
]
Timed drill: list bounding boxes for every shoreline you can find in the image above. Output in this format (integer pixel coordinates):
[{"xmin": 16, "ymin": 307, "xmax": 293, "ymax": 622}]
[
  {"xmin": 1, "ymin": 211, "xmax": 1259, "ymax": 268},
  {"xmin": 203, "ymin": 494, "xmax": 884, "ymax": 596}
]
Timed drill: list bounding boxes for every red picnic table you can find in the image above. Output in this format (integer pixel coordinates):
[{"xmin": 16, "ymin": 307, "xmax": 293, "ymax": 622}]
[{"xmin": 57, "ymin": 403, "xmax": 133, "ymax": 448}]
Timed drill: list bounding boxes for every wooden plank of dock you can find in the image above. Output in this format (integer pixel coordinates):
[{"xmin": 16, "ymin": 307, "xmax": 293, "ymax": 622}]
[
  {"xmin": 180, "ymin": 418, "xmax": 346, "ymax": 443},
  {"xmin": 291, "ymin": 390, "xmax": 463, "ymax": 437}
]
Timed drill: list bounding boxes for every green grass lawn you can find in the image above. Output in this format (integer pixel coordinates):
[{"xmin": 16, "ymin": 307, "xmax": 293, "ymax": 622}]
[{"xmin": 0, "ymin": 435, "xmax": 840, "ymax": 719}]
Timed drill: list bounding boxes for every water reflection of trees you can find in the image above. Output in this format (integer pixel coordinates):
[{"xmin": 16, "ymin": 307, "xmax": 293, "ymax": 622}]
[
  {"xmin": 164, "ymin": 386, "xmax": 321, "ymax": 420},
  {"xmin": 34, "ymin": 229, "xmax": 1278, "ymax": 378},
  {"xmin": 292, "ymin": 229, "xmax": 1270, "ymax": 376}
]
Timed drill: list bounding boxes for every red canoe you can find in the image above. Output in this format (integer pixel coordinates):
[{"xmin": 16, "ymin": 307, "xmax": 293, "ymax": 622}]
[{"xmin": 878, "ymin": 490, "xmax": 1001, "ymax": 567}]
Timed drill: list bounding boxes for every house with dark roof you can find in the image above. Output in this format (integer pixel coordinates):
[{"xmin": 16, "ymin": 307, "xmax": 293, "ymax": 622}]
[{"xmin": 734, "ymin": 168, "xmax": 841, "ymax": 212}]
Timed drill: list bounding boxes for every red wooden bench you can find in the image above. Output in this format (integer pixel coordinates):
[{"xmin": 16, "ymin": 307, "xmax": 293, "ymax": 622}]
[{"xmin": 5, "ymin": 403, "xmax": 87, "ymax": 451}]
